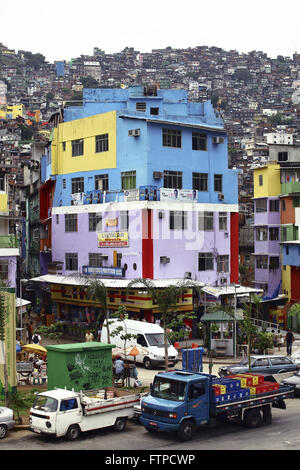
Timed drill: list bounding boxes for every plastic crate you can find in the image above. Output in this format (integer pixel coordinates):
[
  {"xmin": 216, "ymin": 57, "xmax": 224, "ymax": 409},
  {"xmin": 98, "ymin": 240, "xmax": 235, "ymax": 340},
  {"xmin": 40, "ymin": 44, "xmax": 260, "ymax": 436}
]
[
  {"xmin": 246, "ymin": 373, "xmax": 264, "ymax": 385},
  {"xmin": 219, "ymin": 377, "xmax": 241, "ymax": 390},
  {"xmin": 231, "ymin": 375, "xmax": 254, "ymax": 387},
  {"xmin": 212, "ymin": 384, "xmax": 226, "ymax": 396}
]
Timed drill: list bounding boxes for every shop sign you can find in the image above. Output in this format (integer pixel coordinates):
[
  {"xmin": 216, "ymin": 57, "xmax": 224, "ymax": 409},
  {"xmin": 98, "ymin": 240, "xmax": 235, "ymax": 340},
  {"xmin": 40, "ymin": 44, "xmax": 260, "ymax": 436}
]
[
  {"xmin": 124, "ymin": 188, "xmax": 140, "ymax": 201},
  {"xmin": 160, "ymin": 187, "xmax": 198, "ymax": 203},
  {"xmin": 82, "ymin": 266, "xmax": 125, "ymax": 277},
  {"xmin": 98, "ymin": 231, "xmax": 129, "ymax": 247},
  {"xmin": 105, "ymin": 218, "xmax": 118, "ymax": 227}
]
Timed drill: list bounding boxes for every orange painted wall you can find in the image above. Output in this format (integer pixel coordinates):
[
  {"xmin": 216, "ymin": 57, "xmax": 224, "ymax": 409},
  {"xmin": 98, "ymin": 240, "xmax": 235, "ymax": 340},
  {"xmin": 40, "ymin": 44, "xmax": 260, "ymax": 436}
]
[{"xmin": 281, "ymin": 196, "xmax": 295, "ymax": 225}]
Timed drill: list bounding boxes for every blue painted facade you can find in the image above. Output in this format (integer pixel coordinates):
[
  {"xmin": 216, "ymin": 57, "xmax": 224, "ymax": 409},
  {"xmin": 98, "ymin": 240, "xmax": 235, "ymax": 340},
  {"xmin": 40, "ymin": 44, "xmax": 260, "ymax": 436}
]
[
  {"xmin": 50, "ymin": 86, "xmax": 238, "ymax": 208},
  {"xmin": 282, "ymin": 243, "xmax": 300, "ymax": 267}
]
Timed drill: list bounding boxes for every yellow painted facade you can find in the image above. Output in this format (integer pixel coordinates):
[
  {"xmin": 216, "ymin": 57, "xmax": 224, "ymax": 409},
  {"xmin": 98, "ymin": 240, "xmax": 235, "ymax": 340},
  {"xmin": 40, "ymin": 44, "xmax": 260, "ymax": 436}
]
[
  {"xmin": 0, "ymin": 193, "xmax": 8, "ymax": 213},
  {"xmin": 51, "ymin": 111, "xmax": 117, "ymax": 175},
  {"xmin": 282, "ymin": 263, "xmax": 291, "ymax": 302},
  {"xmin": 50, "ymin": 284, "xmax": 193, "ymax": 314},
  {"xmin": 253, "ymin": 163, "xmax": 281, "ymax": 198},
  {"xmin": 0, "ymin": 104, "xmax": 23, "ymax": 119}
]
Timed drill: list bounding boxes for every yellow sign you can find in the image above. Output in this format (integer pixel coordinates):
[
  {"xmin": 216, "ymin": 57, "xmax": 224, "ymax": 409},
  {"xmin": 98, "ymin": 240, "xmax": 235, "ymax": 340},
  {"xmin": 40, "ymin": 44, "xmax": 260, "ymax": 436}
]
[
  {"xmin": 105, "ymin": 218, "xmax": 118, "ymax": 227},
  {"xmin": 98, "ymin": 231, "xmax": 128, "ymax": 247}
]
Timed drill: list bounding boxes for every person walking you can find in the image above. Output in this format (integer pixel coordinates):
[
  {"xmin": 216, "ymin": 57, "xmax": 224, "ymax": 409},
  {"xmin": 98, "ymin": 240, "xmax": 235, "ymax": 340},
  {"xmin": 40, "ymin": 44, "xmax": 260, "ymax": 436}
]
[
  {"xmin": 32, "ymin": 331, "xmax": 42, "ymax": 345},
  {"xmin": 26, "ymin": 321, "xmax": 33, "ymax": 343},
  {"xmin": 114, "ymin": 356, "xmax": 125, "ymax": 382},
  {"xmin": 285, "ymin": 329, "xmax": 295, "ymax": 356}
]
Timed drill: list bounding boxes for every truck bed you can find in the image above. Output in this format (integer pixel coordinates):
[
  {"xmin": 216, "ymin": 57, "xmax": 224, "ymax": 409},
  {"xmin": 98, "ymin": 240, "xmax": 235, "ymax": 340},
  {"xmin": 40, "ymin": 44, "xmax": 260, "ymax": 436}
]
[
  {"xmin": 82, "ymin": 393, "xmax": 141, "ymax": 416},
  {"xmin": 214, "ymin": 384, "xmax": 294, "ymax": 414}
]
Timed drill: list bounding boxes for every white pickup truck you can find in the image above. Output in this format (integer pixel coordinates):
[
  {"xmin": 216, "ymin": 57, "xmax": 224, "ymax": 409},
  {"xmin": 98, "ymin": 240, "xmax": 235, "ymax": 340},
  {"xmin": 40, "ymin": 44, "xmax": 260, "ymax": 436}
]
[{"xmin": 29, "ymin": 388, "xmax": 141, "ymax": 440}]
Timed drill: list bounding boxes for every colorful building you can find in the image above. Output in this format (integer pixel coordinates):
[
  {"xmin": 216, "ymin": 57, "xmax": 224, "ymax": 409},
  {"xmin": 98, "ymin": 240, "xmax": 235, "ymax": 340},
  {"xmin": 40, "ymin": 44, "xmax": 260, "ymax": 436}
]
[
  {"xmin": 0, "ymin": 104, "xmax": 23, "ymax": 120},
  {"xmin": 33, "ymin": 86, "xmax": 239, "ymax": 327}
]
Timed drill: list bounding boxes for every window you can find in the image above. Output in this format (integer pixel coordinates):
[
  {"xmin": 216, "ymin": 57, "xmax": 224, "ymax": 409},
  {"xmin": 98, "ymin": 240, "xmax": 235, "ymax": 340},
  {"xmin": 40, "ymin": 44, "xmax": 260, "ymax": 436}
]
[
  {"xmin": 293, "ymin": 196, "xmax": 300, "ymax": 208},
  {"xmin": 65, "ymin": 214, "xmax": 78, "ymax": 232},
  {"xmin": 269, "ymin": 199, "xmax": 279, "ymax": 211},
  {"xmin": 256, "ymin": 255, "xmax": 268, "ymax": 269},
  {"xmin": 214, "ymin": 174, "xmax": 223, "ymax": 192},
  {"xmin": 199, "ymin": 212, "xmax": 214, "ymax": 231},
  {"xmin": 95, "ymin": 133, "xmax": 109, "ymax": 153},
  {"xmin": 193, "ymin": 172, "xmax": 208, "ymax": 192},
  {"xmin": 259, "ymin": 175, "xmax": 263, "ymax": 186},
  {"xmin": 65, "ymin": 253, "xmax": 78, "ymax": 271},
  {"xmin": 269, "ymin": 256, "xmax": 279, "ymax": 270},
  {"xmin": 60, "ymin": 398, "xmax": 78, "ymax": 411},
  {"xmin": 95, "ymin": 174, "xmax": 109, "ymax": 191},
  {"xmin": 219, "ymin": 212, "xmax": 227, "ymax": 231},
  {"xmin": 0, "ymin": 260, "xmax": 8, "ymax": 280},
  {"xmin": 62, "ymin": 142, "xmax": 66, "ymax": 151},
  {"xmin": 256, "ymin": 226, "xmax": 268, "ymax": 241},
  {"xmin": 117, "ymin": 253, "xmax": 122, "ymax": 268},
  {"xmin": 255, "ymin": 199, "xmax": 267, "ymax": 213},
  {"xmin": 192, "ymin": 132, "xmax": 207, "ymax": 151},
  {"xmin": 89, "ymin": 253, "xmax": 103, "ymax": 267},
  {"xmin": 150, "ymin": 107, "xmax": 159, "ymax": 115},
  {"xmin": 269, "ymin": 227, "xmax": 279, "ymax": 240},
  {"xmin": 162, "ymin": 128, "xmax": 181, "ymax": 148},
  {"xmin": 282, "ymin": 227, "xmax": 287, "ymax": 241},
  {"xmin": 120, "ymin": 210, "xmax": 129, "ymax": 230},
  {"xmin": 170, "ymin": 211, "xmax": 187, "ymax": 230},
  {"xmin": 121, "ymin": 171, "xmax": 136, "ymax": 190},
  {"xmin": 198, "ymin": 252, "xmax": 214, "ymax": 271},
  {"xmin": 163, "ymin": 170, "xmax": 182, "ymax": 189},
  {"xmin": 56, "ymin": 214, "xmax": 59, "ymax": 224},
  {"xmin": 217, "ymin": 255, "xmax": 229, "ymax": 272},
  {"xmin": 286, "ymin": 245, "xmax": 289, "ymax": 255},
  {"xmin": 278, "ymin": 151, "xmax": 288, "ymax": 162},
  {"xmin": 136, "ymin": 102, "xmax": 146, "ymax": 112},
  {"xmin": 71, "ymin": 177, "xmax": 84, "ymax": 194},
  {"xmin": 89, "ymin": 213, "xmax": 102, "ymax": 232},
  {"xmin": 72, "ymin": 139, "xmax": 84, "ymax": 157},
  {"xmin": 282, "ymin": 200, "xmax": 286, "ymax": 211},
  {"xmin": 253, "ymin": 358, "xmax": 269, "ymax": 367}
]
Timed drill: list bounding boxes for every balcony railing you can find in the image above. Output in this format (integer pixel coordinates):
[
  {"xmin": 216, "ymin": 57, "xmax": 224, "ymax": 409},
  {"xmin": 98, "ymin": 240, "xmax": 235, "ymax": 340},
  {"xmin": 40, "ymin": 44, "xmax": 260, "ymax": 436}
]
[{"xmin": 0, "ymin": 235, "xmax": 19, "ymax": 248}]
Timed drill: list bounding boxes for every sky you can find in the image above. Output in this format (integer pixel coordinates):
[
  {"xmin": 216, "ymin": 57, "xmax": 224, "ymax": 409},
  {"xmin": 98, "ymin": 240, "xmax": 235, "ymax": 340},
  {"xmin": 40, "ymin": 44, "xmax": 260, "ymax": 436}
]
[{"xmin": 2, "ymin": 0, "xmax": 300, "ymax": 63}]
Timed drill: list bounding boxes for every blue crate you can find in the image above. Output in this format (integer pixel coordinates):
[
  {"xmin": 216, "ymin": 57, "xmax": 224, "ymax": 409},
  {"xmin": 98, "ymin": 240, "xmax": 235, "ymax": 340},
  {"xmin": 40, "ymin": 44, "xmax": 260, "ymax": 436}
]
[
  {"xmin": 219, "ymin": 378, "xmax": 241, "ymax": 391},
  {"xmin": 182, "ymin": 347, "xmax": 204, "ymax": 372}
]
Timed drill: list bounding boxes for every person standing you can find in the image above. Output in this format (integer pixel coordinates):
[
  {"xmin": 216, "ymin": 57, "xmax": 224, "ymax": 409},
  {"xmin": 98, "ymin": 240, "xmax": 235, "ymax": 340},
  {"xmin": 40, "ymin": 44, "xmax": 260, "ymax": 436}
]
[
  {"xmin": 285, "ymin": 329, "xmax": 295, "ymax": 356},
  {"xmin": 114, "ymin": 356, "xmax": 125, "ymax": 381},
  {"xmin": 85, "ymin": 330, "xmax": 94, "ymax": 342},
  {"xmin": 26, "ymin": 321, "xmax": 33, "ymax": 343},
  {"xmin": 32, "ymin": 331, "xmax": 42, "ymax": 345}
]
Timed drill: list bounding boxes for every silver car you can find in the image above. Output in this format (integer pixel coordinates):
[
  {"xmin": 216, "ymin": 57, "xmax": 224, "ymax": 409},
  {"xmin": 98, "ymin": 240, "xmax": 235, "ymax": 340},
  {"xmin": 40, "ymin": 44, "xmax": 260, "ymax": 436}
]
[
  {"xmin": 0, "ymin": 407, "xmax": 15, "ymax": 439},
  {"xmin": 282, "ymin": 371, "xmax": 300, "ymax": 395}
]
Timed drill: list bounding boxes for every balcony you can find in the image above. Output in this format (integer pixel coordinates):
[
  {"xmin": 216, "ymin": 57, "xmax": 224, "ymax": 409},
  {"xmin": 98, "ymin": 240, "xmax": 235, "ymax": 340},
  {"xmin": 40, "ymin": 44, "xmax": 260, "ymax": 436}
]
[
  {"xmin": 281, "ymin": 181, "xmax": 300, "ymax": 195},
  {"xmin": 0, "ymin": 235, "xmax": 19, "ymax": 248}
]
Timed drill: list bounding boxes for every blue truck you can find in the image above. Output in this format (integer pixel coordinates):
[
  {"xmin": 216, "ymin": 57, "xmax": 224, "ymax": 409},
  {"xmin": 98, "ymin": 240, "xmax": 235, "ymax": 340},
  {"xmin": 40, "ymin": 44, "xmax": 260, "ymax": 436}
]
[{"xmin": 139, "ymin": 370, "xmax": 294, "ymax": 441}]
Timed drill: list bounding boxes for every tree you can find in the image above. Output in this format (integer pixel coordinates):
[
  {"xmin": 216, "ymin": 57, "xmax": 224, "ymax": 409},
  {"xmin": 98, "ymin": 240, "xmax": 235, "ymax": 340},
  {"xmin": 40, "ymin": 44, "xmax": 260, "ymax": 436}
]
[
  {"xmin": 127, "ymin": 279, "xmax": 200, "ymax": 371},
  {"xmin": 0, "ymin": 286, "xmax": 9, "ymax": 406},
  {"xmin": 84, "ymin": 277, "xmax": 111, "ymax": 344},
  {"xmin": 240, "ymin": 303, "xmax": 259, "ymax": 371},
  {"xmin": 80, "ymin": 76, "xmax": 100, "ymax": 88}
]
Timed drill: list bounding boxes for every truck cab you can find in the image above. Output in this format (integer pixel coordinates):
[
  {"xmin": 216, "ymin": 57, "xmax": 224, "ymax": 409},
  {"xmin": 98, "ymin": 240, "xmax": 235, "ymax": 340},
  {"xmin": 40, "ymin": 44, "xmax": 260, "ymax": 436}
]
[
  {"xmin": 140, "ymin": 371, "xmax": 212, "ymax": 440},
  {"xmin": 30, "ymin": 389, "xmax": 82, "ymax": 438}
]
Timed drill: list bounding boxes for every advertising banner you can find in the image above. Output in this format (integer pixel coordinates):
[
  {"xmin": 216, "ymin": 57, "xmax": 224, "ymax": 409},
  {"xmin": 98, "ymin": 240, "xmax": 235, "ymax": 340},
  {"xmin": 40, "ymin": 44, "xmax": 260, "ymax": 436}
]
[
  {"xmin": 160, "ymin": 188, "xmax": 198, "ymax": 202},
  {"xmin": 139, "ymin": 186, "xmax": 158, "ymax": 201},
  {"xmin": 98, "ymin": 231, "xmax": 129, "ymax": 247},
  {"xmin": 82, "ymin": 266, "xmax": 125, "ymax": 277}
]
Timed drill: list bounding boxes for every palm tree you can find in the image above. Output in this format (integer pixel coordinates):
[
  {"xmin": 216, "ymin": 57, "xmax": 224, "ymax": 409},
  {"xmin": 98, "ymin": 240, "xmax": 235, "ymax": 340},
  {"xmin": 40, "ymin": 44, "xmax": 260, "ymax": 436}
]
[
  {"xmin": 0, "ymin": 286, "xmax": 9, "ymax": 406},
  {"xmin": 85, "ymin": 277, "xmax": 111, "ymax": 344},
  {"xmin": 127, "ymin": 278, "xmax": 201, "ymax": 372}
]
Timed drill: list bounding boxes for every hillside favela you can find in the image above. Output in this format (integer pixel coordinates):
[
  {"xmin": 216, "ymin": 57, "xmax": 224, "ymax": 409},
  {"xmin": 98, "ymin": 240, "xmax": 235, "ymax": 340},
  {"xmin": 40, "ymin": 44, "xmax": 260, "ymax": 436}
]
[{"xmin": 1, "ymin": 40, "xmax": 300, "ymax": 451}]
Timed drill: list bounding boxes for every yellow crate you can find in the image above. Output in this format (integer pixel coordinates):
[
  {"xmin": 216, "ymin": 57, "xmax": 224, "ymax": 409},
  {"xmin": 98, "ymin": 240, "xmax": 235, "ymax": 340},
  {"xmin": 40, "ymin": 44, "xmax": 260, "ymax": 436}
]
[{"xmin": 249, "ymin": 387, "xmax": 256, "ymax": 396}]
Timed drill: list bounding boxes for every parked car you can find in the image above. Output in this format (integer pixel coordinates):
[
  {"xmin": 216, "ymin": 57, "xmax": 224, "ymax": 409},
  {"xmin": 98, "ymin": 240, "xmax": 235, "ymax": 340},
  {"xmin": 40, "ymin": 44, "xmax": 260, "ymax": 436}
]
[
  {"xmin": 0, "ymin": 407, "xmax": 15, "ymax": 439},
  {"xmin": 282, "ymin": 371, "xmax": 300, "ymax": 395},
  {"xmin": 291, "ymin": 349, "xmax": 300, "ymax": 365},
  {"xmin": 219, "ymin": 355, "xmax": 299, "ymax": 377}
]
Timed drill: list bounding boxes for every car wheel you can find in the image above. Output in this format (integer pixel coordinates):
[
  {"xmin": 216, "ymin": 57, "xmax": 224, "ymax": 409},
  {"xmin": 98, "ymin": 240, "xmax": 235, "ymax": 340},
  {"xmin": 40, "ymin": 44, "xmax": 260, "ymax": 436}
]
[
  {"xmin": 114, "ymin": 417, "xmax": 127, "ymax": 432},
  {"xmin": 143, "ymin": 357, "xmax": 152, "ymax": 369},
  {"xmin": 66, "ymin": 424, "xmax": 81, "ymax": 440},
  {"xmin": 243, "ymin": 409, "xmax": 262, "ymax": 428},
  {"xmin": 177, "ymin": 420, "xmax": 195, "ymax": 441},
  {"xmin": 0, "ymin": 424, "xmax": 8, "ymax": 439}
]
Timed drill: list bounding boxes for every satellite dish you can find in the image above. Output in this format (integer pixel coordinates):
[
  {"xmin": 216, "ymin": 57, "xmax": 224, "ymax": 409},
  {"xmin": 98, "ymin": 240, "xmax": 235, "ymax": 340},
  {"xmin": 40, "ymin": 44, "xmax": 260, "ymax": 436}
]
[{"xmin": 292, "ymin": 89, "xmax": 300, "ymax": 105}]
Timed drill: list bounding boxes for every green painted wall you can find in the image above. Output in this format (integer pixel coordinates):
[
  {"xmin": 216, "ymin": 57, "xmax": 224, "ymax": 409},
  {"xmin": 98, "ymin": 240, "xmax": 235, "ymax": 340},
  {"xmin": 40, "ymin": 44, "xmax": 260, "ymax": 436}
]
[{"xmin": 46, "ymin": 342, "xmax": 115, "ymax": 391}]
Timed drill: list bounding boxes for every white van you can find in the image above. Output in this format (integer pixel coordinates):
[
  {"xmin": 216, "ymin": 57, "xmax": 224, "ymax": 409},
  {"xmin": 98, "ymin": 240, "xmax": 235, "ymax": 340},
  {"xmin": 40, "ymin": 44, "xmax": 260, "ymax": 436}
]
[{"xmin": 101, "ymin": 319, "xmax": 178, "ymax": 369}]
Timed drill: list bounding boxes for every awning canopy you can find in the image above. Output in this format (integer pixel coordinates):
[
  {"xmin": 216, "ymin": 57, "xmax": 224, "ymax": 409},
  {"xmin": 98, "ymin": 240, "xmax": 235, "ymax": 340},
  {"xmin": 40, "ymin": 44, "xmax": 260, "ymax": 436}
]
[
  {"xmin": 201, "ymin": 310, "xmax": 244, "ymax": 322},
  {"xmin": 201, "ymin": 285, "xmax": 263, "ymax": 299}
]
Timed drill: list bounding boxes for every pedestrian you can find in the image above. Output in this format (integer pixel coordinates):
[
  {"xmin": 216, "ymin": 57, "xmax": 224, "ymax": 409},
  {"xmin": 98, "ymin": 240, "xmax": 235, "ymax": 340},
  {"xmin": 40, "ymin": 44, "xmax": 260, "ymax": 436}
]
[
  {"xmin": 277, "ymin": 330, "xmax": 283, "ymax": 351},
  {"xmin": 85, "ymin": 330, "xmax": 94, "ymax": 342},
  {"xmin": 114, "ymin": 356, "xmax": 125, "ymax": 381},
  {"xmin": 97, "ymin": 323, "xmax": 103, "ymax": 342},
  {"xmin": 32, "ymin": 331, "xmax": 42, "ymax": 345},
  {"xmin": 26, "ymin": 321, "xmax": 33, "ymax": 343},
  {"xmin": 285, "ymin": 329, "xmax": 295, "ymax": 356}
]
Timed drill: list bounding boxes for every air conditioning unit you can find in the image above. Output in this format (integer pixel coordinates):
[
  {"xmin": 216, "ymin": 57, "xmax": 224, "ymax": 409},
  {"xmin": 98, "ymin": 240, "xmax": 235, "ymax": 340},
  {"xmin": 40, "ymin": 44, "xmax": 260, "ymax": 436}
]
[
  {"xmin": 220, "ymin": 277, "xmax": 227, "ymax": 285},
  {"xmin": 128, "ymin": 128, "xmax": 140, "ymax": 137},
  {"xmin": 184, "ymin": 272, "xmax": 192, "ymax": 279},
  {"xmin": 218, "ymin": 193, "xmax": 224, "ymax": 201},
  {"xmin": 213, "ymin": 136, "xmax": 224, "ymax": 144},
  {"xmin": 158, "ymin": 211, "xmax": 164, "ymax": 219},
  {"xmin": 160, "ymin": 256, "xmax": 170, "ymax": 264},
  {"xmin": 153, "ymin": 171, "xmax": 162, "ymax": 179}
]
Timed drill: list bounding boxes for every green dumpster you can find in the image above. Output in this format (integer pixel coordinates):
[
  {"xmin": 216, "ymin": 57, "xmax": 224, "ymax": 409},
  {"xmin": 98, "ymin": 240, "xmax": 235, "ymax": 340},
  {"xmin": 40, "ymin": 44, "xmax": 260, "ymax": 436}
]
[{"xmin": 46, "ymin": 342, "xmax": 115, "ymax": 391}]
